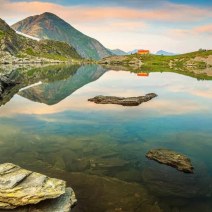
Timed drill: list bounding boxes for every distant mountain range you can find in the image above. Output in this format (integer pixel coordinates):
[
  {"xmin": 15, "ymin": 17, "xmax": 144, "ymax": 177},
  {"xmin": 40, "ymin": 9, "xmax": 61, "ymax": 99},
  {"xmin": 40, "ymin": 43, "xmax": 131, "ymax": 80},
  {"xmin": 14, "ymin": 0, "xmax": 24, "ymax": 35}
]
[
  {"xmin": 0, "ymin": 18, "xmax": 81, "ymax": 62},
  {"xmin": 110, "ymin": 49, "xmax": 144, "ymax": 55},
  {"xmin": 109, "ymin": 49, "xmax": 127, "ymax": 56},
  {"xmin": 110, "ymin": 49, "xmax": 177, "ymax": 56},
  {"xmin": 155, "ymin": 50, "xmax": 176, "ymax": 56},
  {"xmin": 127, "ymin": 49, "xmax": 139, "ymax": 55},
  {"xmin": 12, "ymin": 12, "xmax": 112, "ymax": 60}
]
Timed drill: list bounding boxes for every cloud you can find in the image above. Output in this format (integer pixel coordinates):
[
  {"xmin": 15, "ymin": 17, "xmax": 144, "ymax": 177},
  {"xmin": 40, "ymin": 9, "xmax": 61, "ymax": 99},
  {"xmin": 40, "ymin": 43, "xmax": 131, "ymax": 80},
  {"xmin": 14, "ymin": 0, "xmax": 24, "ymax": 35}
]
[
  {"xmin": 194, "ymin": 24, "xmax": 212, "ymax": 34},
  {"xmin": 168, "ymin": 29, "xmax": 191, "ymax": 38},
  {"xmin": 76, "ymin": 21, "xmax": 148, "ymax": 34},
  {"xmin": 1, "ymin": 0, "xmax": 211, "ymax": 25},
  {"xmin": 1, "ymin": 0, "xmax": 211, "ymax": 52},
  {"xmin": 168, "ymin": 24, "xmax": 212, "ymax": 38}
]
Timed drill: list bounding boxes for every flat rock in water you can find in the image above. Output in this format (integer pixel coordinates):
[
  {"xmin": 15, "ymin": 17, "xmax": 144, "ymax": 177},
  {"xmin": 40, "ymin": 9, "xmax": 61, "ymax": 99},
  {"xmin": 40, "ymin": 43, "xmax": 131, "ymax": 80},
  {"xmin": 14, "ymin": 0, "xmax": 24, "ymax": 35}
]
[
  {"xmin": 0, "ymin": 163, "xmax": 76, "ymax": 210},
  {"xmin": 88, "ymin": 93, "xmax": 157, "ymax": 106},
  {"xmin": 146, "ymin": 149, "xmax": 194, "ymax": 173}
]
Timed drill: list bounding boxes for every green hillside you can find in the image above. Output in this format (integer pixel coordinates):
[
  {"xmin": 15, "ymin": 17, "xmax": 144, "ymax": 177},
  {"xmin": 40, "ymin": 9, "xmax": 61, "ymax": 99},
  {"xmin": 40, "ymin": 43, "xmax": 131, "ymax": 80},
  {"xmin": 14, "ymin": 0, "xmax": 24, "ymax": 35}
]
[
  {"xmin": 0, "ymin": 18, "xmax": 81, "ymax": 62},
  {"xmin": 100, "ymin": 50, "xmax": 212, "ymax": 80},
  {"xmin": 12, "ymin": 12, "xmax": 113, "ymax": 60}
]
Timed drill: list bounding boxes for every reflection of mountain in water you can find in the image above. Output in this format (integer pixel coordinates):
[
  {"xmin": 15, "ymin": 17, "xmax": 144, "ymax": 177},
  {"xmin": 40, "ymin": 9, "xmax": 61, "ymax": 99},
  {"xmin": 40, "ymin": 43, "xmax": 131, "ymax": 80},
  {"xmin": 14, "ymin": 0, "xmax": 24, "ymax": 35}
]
[
  {"xmin": 0, "ymin": 64, "xmax": 80, "ymax": 107},
  {"xmin": 19, "ymin": 65, "xmax": 107, "ymax": 105}
]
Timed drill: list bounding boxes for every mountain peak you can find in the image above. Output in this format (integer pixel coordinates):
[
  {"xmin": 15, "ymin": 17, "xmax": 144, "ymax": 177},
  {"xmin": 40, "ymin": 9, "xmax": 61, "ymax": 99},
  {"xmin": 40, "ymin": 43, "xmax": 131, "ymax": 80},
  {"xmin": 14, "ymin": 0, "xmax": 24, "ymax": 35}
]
[
  {"xmin": 12, "ymin": 13, "xmax": 112, "ymax": 60},
  {"xmin": 40, "ymin": 12, "xmax": 60, "ymax": 19},
  {"xmin": 42, "ymin": 12, "xmax": 56, "ymax": 16},
  {"xmin": 1, "ymin": 18, "xmax": 81, "ymax": 59}
]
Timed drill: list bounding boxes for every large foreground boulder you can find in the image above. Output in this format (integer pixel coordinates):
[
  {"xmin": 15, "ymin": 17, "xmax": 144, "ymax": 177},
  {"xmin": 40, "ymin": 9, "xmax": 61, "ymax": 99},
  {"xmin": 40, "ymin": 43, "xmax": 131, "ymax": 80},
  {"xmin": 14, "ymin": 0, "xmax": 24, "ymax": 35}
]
[
  {"xmin": 146, "ymin": 149, "xmax": 194, "ymax": 173},
  {"xmin": 0, "ymin": 188, "xmax": 76, "ymax": 212},
  {"xmin": 88, "ymin": 93, "xmax": 157, "ymax": 106},
  {"xmin": 0, "ymin": 163, "xmax": 76, "ymax": 211}
]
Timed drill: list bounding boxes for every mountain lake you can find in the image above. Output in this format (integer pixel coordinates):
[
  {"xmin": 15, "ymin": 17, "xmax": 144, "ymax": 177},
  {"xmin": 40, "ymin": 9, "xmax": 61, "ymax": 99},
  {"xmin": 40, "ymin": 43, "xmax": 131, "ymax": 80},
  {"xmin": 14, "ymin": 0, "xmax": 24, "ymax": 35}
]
[{"xmin": 0, "ymin": 64, "xmax": 211, "ymax": 212}]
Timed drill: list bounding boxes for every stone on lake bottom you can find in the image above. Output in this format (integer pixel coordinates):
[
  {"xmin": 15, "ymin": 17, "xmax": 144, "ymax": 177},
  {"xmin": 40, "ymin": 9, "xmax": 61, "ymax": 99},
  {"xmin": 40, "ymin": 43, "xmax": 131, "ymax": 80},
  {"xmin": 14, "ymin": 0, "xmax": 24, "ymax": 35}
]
[{"xmin": 146, "ymin": 149, "xmax": 194, "ymax": 173}]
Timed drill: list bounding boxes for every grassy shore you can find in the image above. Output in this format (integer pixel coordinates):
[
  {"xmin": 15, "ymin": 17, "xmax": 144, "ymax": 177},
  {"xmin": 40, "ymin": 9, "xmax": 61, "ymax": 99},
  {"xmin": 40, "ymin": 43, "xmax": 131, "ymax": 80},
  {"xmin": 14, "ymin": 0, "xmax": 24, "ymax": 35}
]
[{"xmin": 99, "ymin": 50, "xmax": 212, "ymax": 80}]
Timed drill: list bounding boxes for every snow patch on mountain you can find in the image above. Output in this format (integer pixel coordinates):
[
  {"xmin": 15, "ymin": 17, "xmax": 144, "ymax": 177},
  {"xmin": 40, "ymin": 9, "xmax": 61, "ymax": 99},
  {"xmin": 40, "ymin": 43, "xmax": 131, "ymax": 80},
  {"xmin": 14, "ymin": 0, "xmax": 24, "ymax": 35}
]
[{"xmin": 15, "ymin": 30, "xmax": 40, "ymax": 41}]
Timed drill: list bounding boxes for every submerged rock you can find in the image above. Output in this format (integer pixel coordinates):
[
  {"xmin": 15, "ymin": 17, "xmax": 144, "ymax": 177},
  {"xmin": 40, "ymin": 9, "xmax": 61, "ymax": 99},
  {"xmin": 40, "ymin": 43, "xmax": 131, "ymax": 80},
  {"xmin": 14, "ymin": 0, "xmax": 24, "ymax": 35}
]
[
  {"xmin": 0, "ymin": 163, "xmax": 76, "ymax": 210},
  {"xmin": 146, "ymin": 149, "xmax": 194, "ymax": 173},
  {"xmin": 88, "ymin": 93, "xmax": 157, "ymax": 106}
]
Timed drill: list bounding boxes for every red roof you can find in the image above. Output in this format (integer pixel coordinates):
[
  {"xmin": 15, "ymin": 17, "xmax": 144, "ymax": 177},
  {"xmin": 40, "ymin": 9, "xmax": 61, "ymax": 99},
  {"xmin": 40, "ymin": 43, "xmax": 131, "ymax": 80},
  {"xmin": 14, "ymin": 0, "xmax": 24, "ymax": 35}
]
[{"xmin": 138, "ymin": 50, "xmax": 149, "ymax": 53}]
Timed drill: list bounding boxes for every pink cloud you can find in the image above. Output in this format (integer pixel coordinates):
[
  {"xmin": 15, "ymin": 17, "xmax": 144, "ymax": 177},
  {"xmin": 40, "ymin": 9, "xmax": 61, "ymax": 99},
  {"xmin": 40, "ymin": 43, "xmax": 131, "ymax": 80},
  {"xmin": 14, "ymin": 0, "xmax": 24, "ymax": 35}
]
[
  {"xmin": 168, "ymin": 24, "xmax": 212, "ymax": 38},
  {"xmin": 194, "ymin": 25, "xmax": 212, "ymax": 34},
  {"xmin": 71, "ymin": 20, "xmax": 148, "ymax": 34},
  {"xmin": 1, "ymin": 0, "xmax": 211, "ymax": 25},
  {"xmin": 1, "ymin": 0, "xmax": 211, "ymax": 52},
  {"xmin": 168, "ymin": 29, "xmax": 191, "ymax": 38}
]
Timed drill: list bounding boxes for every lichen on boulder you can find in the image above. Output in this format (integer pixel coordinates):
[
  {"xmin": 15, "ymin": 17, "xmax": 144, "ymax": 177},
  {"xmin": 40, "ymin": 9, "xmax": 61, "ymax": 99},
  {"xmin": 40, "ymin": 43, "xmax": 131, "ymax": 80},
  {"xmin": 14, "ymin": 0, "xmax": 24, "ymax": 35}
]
[{"xmin": 0, "ymin": 163, "xmax": 76, "ymax": 211}]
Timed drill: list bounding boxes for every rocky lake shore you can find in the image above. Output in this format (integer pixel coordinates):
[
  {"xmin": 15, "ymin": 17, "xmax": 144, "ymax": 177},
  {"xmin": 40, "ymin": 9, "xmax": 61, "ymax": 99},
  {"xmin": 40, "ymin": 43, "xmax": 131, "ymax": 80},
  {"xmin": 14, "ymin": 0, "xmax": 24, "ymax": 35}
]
[{"xmin": 0, "ymin": 52, "xmax": 66, "ymax": 65}]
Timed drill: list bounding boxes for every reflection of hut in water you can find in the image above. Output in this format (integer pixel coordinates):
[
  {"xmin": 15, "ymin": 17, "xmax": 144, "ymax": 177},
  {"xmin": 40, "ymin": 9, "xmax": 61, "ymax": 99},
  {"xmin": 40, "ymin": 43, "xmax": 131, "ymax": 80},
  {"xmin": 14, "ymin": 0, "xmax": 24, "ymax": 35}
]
[{"xmin": 137, "ymin": 73, "xmax": 149, "ymax": 77}]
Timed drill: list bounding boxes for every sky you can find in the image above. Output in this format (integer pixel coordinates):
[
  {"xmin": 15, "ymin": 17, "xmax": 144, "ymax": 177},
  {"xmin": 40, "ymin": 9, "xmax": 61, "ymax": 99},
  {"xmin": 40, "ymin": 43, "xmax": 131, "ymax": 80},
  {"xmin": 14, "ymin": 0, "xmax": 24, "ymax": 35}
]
[{"xmin": 0, "ymin": 0, "xmax": 212, "ymax": 53}]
